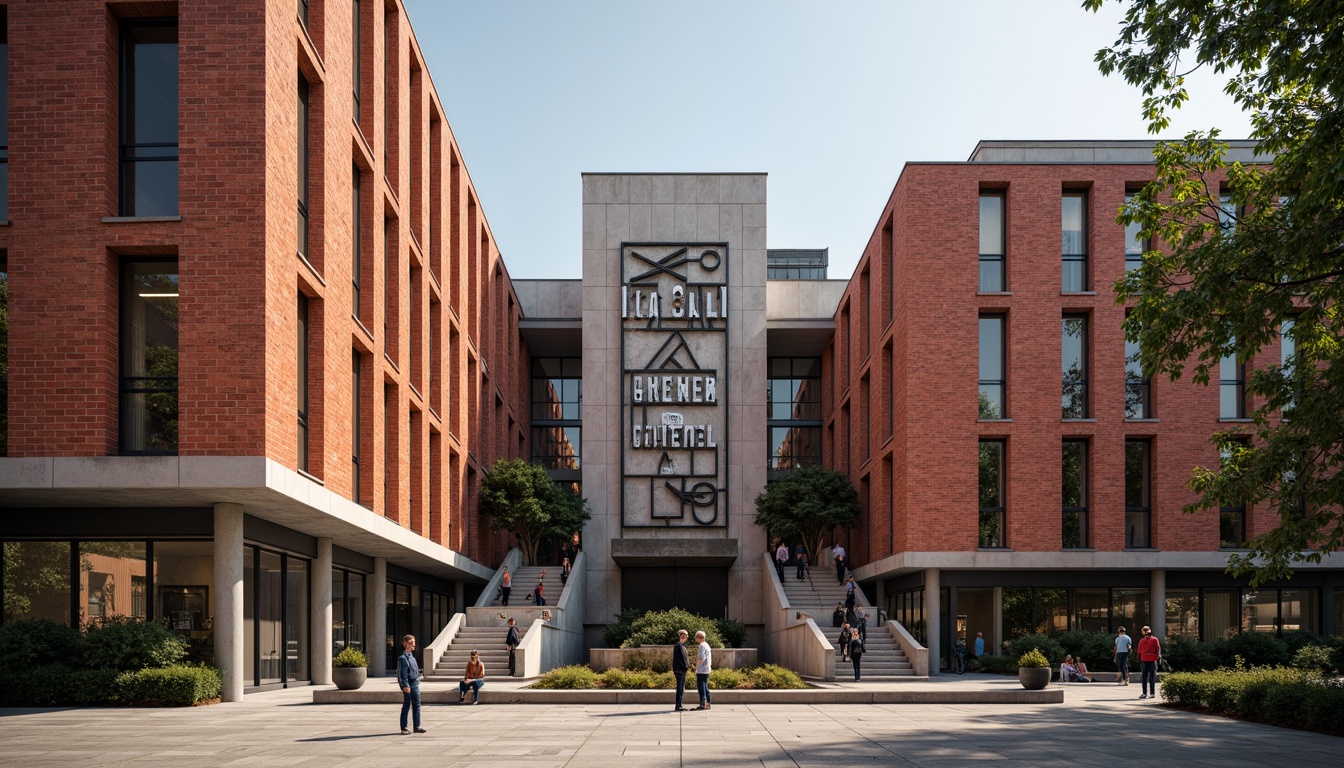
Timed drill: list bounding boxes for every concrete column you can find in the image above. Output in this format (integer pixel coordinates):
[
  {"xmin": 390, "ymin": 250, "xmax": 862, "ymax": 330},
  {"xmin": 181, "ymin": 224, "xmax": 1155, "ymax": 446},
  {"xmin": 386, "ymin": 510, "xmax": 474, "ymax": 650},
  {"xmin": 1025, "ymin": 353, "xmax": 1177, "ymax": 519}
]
[
  {"xmin": 1150, "ymin": 569, "xmax": 1167, "ymax": 640},
  {"xmin": 367, "ymin": 557, "xmax": 387, "ymax": 676},
  {"xmin": 925, "ymin": 568, "xmax": 941, "ymax": 675},
  {"xmin": 311, "ymin": 537, "xmax": 333, "ymax": 685},
  {"xmin": 992, "ymin": 586, "xmax": 1003, "ymax": 656},
  {"xmin": 212, "ymin": 503, "xmax": 245, "ymax": 702}
]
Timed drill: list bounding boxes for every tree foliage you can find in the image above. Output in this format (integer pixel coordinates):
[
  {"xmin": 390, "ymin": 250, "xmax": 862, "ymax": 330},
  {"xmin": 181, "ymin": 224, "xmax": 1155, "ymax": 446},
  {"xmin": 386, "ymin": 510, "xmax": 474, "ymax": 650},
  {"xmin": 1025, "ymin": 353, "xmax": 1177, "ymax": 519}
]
[
  {"xmin": 478, "ymin": 459, "xmax": 590, "ymax": 565},
  {"xmin": 1086, "ymin": 0, "xmax": 1344, "ymax": 583},
  {"xmin": 753, "ymin": 465, "xmax": 861, "ymax": 565}
]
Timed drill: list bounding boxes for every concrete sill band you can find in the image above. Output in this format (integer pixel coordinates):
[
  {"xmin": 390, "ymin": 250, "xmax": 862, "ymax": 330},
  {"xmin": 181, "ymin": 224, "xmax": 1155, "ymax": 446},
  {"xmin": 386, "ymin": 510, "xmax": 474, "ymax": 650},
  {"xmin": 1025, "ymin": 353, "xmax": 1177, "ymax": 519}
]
[{"xmin": 312, "ymin": 686, "xmax": 1061, "ymax": 705}]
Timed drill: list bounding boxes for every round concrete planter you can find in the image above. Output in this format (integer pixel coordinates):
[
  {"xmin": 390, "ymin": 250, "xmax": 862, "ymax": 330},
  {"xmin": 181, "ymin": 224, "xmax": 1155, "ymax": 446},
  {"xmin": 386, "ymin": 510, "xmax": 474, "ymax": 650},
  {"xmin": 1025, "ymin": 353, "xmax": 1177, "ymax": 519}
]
[
  {"xmin": 332, "ymin": 666, "xmax": 368, "ymax": 691},
  {"xmin": 1018, "ymin": 666, "xmax": 1051, "ymax": 690}
]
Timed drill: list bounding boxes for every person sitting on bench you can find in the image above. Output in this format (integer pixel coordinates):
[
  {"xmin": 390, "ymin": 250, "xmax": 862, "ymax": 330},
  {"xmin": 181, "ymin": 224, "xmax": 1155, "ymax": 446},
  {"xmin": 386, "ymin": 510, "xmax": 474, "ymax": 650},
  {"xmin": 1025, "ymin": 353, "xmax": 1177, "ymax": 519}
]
[{"xmin": 1061, "ymin": 654, "xmax": 1093, "ymax": 682}]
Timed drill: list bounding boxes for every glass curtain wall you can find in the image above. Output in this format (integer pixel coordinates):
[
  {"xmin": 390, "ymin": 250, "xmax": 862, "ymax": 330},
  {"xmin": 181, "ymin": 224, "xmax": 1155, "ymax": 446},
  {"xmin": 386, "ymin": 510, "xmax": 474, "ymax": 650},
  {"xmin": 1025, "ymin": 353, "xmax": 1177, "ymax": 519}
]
[
  {"xmin": 244, "ymin": 545, "xmax": 310, "ymax": 687},
  {"xmin": 333, "ymin": 569, "xmax": 366, "ymax": 654},
  {"xmin": 767, "ymin": 358, "xmax": 822, "ymax": 479}
]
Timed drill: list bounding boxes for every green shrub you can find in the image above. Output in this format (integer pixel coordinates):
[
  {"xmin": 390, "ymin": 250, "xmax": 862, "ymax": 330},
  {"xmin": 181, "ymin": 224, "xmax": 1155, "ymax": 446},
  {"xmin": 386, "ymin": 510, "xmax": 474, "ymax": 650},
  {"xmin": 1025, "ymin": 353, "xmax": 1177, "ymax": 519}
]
[
  {"xmin": 82, "ymin": 617, "xmax": 187, "ymax": 671},
  {"xmin": 714, "ymin": 617, "xmax": 748, "ymax": 649},
  {"xmin": 743, "ymin": 664, "xmax": 807, "ymax": 689},
  {"xmin": 115, "ymin": 665, "xmax": 222, "ymax": 706},
  {"xmin": 598, "ymin": 668, "xmax": 674, "ymax": 689},
  {"xmin": 1166, "ymin": 636, "xmax": 1218, "ymax": 672},
  {"xmin": 1212, "ymin": 632, "xmax": 1289, "ymax": 669},
  {"xmin": 621, "ymin": 608, "xmax": 725, "ymax": 648},
  {"xmin": 976, "ymin": 654, "xmax": 1018, "ymax": 675},
  {"xmin": 1054, "ymin": 630, "xmax": 1116, "ymax": 671},
  {"xmin": 1009, "ymin": 635, "xmax": 1064, "ymax": 665},
  {"xmin": 1017, "ymin": 649, "xmax": 1049, "ymax": 668},
  {"xmin": 708, "ymin": 668, "xmax": 747, "ymax": 689},
  {"xmin": 1291, "ymin": 644, "xmax": 1335, "ymax": 675},
  {"xmin": 1302, "ymin": 681, "xmax": 1344, "ymax": 735},
  {"xmin": 623, "ymin": 648, "xmax": 672, "ymax": 673},
  {"xmin": 1161, "ymin": 666, "xmax": 1344, "ymax": 737},
  {"xmin": 0, "ymin": 619, "xmax": 82, "ymax": 673},
  {"xmin": 1237, "ymin": 666, "xmax": 1313, "ymax": 715},
  {"xmin": 602, "ymin": 608, "xmax": 643, "ymax": 649},
  {"xmin": 533, "ymin": 665, "xmax": 600, "ymax": 689},
  {"xmin": 1279, "ymin": 630, "xmax": 1326, "ymax": 657},
  {"xmin": 333, "ymin": 646, "xmax": 368, "ymax": 668}
]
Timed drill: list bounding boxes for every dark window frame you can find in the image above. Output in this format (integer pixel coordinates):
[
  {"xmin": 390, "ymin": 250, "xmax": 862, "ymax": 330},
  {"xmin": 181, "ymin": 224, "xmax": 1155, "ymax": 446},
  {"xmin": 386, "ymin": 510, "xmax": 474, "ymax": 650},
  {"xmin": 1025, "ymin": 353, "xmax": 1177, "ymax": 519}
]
[
  {"xmin": 1124, "ymin": 193, "xmax": 1147, "ymax": 273},
  {"xmin": 1062, "ymin": 314, "xmax": 1089, "ymax": 419},
  {"xmin": 767, "ymin": 357, "xmax": 823, "ymax": 478},
  {"xmin": 1124, "ymin": 325, "xmax": 1151, "ymax": 419},
  {"xmin": 530, "ymin": 357, "xmax": 582, "ymax": 473},
  {"xmin": 978, "ymin": 439, "xmax": 1006, "ymax": 548},
  {"xmin": 297, "ymin": 76, "xmax": 310, "ymax": 260},
  {"xmin": 297, "ymin": 293, "xmax": 310, "ymax": 473},
  {"xmin": 979, "ymin": 191, "xmax": 1006, "ymax": 292},
  {"xmin": 1061, "ymin": 191, "xmax": 1089, "ymax": 292},
  {"xmin": 352, "ymin": 163, "xmax": 362, "ymax": 318},
  {"xmin": 1126, "ymin": 439, "xmax": 1152, "ymax": 548},
  {"xmin": 979, "ymin": 314, "xmax": 1006, "ymax": 419},
  {"xmin": 1062, "ymin": 439, "xmax": 1089, "ymax": 549},
  {"xmin": 1220, "ymin": 343, "xmax": 1246, "ymax": 419},
  {"xmin": 352, "ymin": 351, "xmax": 363, "ymax": 505},
  {"xmin": 118, "ymin": 19, "xmax": 179, "ymax": 217},
  {"xmin": 119, "ymin": 257, "xmax": 179, "ymax": 455}
]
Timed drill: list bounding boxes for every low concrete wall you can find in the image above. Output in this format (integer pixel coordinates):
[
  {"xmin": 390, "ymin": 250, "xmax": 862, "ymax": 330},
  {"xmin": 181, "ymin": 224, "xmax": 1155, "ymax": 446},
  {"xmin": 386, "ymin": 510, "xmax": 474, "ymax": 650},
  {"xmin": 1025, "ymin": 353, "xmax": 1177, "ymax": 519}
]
[
  {"xmin": 888, "ymin": 619, "xmax": 929, "ymax": 677},
  {"xmin": 473, "ymin": 548, "xmax": 522, "ymax": 608},
  {"xmin": 314, "ymin": 685, "xmax": 1064, "ymax": 705},
  {"xmin": 761, "ymin": 551, "xmax": 837, "ymax": 680},
  {"xmin": 423, "ymin": 612, "xmax": 464, "ymax": 675},
  {"xmin": 588, "ymin": 646, "xmax": 759, "ymax": 672}
]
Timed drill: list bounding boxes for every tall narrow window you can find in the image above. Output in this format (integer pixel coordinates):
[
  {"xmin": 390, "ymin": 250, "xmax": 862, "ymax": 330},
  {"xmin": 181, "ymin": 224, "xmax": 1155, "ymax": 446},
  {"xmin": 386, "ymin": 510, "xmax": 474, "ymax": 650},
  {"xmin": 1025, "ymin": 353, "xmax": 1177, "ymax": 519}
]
[
  {"xmin": 1061, "ymin": 192, "xmax": 1088, "ymax": 291},
  {"xmin": 1126, "ymin": 440, "xmax": 1152, "ymax": 548},
  {"xmin": 979, "ymin": 315, "xmax": 1006, "ymax": 418},
  {"xmin": 1124, "ymin": 193, "xmax": 1145, "ymax": 273},
  {"xmin": 1281, "ymin": 318, "xmax": 1297, "ymax": 414},
  {"xmin": 297, "ymin": 77, "xmax": 310, "ymax": 259},
  {"xmin": 352, "ymin": 164, "xmax": 362, "ymax": 318},
  {"xmin": 978, "ymin": 440, "xmax": 1005, "ymax": 548},
  {"xmin": 120, "ymin": 20, "xmax": 179, "ymax": 217},
  {"xmin": 298, "ymin": 294, "xmax": 310, "ymax": 473},
  {"xmin": 352, "ymin": 351, "xmax": 363, "ymax": 505},
  {"xmin": 1219, "ymin": 442, "xmax": 1246, "ymax": 548},
  {"xmin": 298, "ymin": 0, "xmax": 309, "ymax": 27},
  {"xmin": 979, "ymin": 192, "xmax": 1005, "ymax": 291},
  {"xmin": 1220, "ymin": 341, "xmax": 1245, "ymax": 419},
  {"xmin": 352, "ymin": 0, "xmax": 361, "ymax": 120},
  {"xmin": 1125, "ymin": 329, "xmax": 1151, "ymax": 418},
  {"xmin": 120, "ymin": 259, "xmax": 179, "ymax": 454},
  {"xmin": 1218, "ymin": 194, "xmax": 1237, "ymax": 232},
  {"xmin": 1062, "ymin": 440, "xmax": 1088, "ymax": 548},
  {"xmin": 1062, "ymin": 315, "xmax": 1088, "ymax": 419},
  {"xmin": 1, "ymin": 19, "xmax": 9, "ymax": 221}
]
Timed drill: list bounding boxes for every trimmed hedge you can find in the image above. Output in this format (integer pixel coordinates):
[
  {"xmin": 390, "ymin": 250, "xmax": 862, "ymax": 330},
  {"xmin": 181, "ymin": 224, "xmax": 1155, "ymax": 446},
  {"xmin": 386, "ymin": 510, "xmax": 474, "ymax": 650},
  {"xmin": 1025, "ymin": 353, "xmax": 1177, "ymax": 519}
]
[
  {"xmin": 531, "ymin": 665, "xmax": 600, "ymax": 689},
  {"xmin": 1161, "ymin": 667, "xmax": 1344, "ymax": 736},
  {"xmin": 620, "ymin": 608, "xmax": 726, "ymax": 649},
  {"xmin": 0, "ymin": 665, "xmax": 220, "ymax": 707},
  {"xmin": 533, "ymin": 663, "xmax": 808, "ymax": 690}
]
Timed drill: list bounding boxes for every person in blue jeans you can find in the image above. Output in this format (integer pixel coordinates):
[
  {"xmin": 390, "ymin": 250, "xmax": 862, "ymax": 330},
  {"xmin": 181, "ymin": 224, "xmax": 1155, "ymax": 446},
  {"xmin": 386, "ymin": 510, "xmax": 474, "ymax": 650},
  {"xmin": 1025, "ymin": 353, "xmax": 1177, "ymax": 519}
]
[
  {"xmin": 458, "ymin": 650, "xmax": 486, "ymax": 704},
  {"xmin": 694, "ymin": 630, "xmax": 712, "ymax": 710},
  {"xmin": 397, "ymin": 635, "xmax": 426, "ymax": 734},
  {"xmin": 794, "ymin": 545, "xmax": 808, "ymax": 580},
  {"xmin": 1113, "ymin": 627, "xmax": 1132, "ymax": 686}
]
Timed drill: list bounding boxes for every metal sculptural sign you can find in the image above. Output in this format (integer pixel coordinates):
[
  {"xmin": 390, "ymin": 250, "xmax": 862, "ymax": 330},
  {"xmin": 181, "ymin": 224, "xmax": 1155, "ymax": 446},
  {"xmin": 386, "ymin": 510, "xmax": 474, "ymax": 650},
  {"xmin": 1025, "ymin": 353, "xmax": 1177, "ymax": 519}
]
[{"xmin": 621, "ymin": 243, "xmax": 729, "ymax": 528}]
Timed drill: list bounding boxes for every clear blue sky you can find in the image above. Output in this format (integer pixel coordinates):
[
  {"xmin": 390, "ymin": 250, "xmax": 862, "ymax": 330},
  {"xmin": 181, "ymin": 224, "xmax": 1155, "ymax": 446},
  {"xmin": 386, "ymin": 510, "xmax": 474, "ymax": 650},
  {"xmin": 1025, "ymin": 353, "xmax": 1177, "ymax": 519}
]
[{"xmin": 402, "ymin": 0, "xmax": 1251, "ymax": 282}]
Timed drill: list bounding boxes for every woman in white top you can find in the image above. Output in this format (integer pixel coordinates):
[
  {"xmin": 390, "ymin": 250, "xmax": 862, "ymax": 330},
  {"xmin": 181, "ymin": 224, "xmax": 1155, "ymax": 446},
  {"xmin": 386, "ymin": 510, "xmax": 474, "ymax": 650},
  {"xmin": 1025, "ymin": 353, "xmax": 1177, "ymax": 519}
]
[{"xmin": 694, "ymin": 631, "xmax": 712, "ymax": 710}]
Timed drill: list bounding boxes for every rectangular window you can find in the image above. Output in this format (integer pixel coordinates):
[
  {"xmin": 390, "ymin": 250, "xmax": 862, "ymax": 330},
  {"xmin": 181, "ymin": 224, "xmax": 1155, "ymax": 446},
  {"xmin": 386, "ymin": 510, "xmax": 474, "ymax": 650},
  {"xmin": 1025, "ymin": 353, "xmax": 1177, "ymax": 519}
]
[
  {"xmin": 1126, "ymin": 439, "xmax": 1152, "ymax": 547},
  {"xmin": 1125, "ymin": 329, "xmax": 1151, "ymax": 418},
  {"xmin": 297, "ymin": 77, "xmax": 310, "ymax": 259},
  {"xmin": 1124, "ymin": 193, "xmax": 1146, "ymax": 273},
  {"xmin": 979, "ymin": 192, "xmax": 1005, "ymax": 292},
  {"xmin": 1, "ymin": 19, "xmax": 8, "ymax": 221},
  {"xmin": 120, "ymin": 259, "xmax": 179, "ymax": 454},
  {"xmin": 1218, "ymin": 194, "xmax": 1237, "ymax": 231},
  {"xmin": 351, "ymin": 0, "xmax": 361, "ymax": 118},
  {"xmin": 352, "ymin": 351, "xmax": 362, "ymax": 504},
  {"xmin": 1220, "ymin": 341, "xmax": 1245, "ymax": 418},
  {"xmin": 1062, "ymin": 315, "xmax": 1088, "ymax": 419},
  {"xmin": 531, "ymin": 357, "xmax": 582, "ymax": 472},
  {"xmin": 978, "ymin": 440, "xmax": 1005, "ymax": 548},
  {"xmin": 352, "ymin": 164, "xmax": 362, "ymax": 318},
  {"xmin": 1062, "ymin": 440, "xmax": 1088, "ymax": 548},
  {"xmin": 1281, "ymin": 318, "xmax": 1297, "ymax": 414},
  {"xmin": 297, "ymin": 294, "xmax": 310, "ymax": 473},
  {"xmin": 1219, "ymin": 443, "xmax": 1246, "ymax": 548},
  {"xmin": 119, "ymin": 20, "xmax": 179, "ymax": 217},
  {"xmin": 978, "ymin": 315, "xmax": 1006, "ymax": 418},
  {"xmin": 298, "ymin": 0, "xmax": 309, "ymax": 27},
  {"xmin": 1061, "ymin": 192, "xmax": 1088, "ymax": 291},
  {"xmin": 2, "ymin": 541, "xmax": 72, "ymax": 624}
]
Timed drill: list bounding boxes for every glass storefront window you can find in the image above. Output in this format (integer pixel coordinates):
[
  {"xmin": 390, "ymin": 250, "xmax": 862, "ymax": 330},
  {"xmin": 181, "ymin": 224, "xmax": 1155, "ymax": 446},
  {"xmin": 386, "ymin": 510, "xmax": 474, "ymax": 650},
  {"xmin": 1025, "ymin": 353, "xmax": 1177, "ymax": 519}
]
[
  {"xmin": 1002, "ymin": 588, "xmax": 1032, "ymax": 640},
  {"xmin": 258, "ymin": 550, "xmax": 284, "ymax": 685},
  {"xmin": 2, "ymin": 541, "xmax": 72, "ymax": 624},
  {"xmin": 79, "ymin": 542, "xmax": 147, "ymax": 624},
  {"xmin": 1075, "ymin": 588, "xmax": 1109, "ymax": 634},
  {"xmin": 386, "ymin": 582, "xmax": 414, "ymax": 671},
  {"xmin": 154, "ymin": 541, "xmax": 214, "ymax": 664},
  {"xmin": 333, "ymin": 569, "xmax": 365, "ymax": 654},
  {"xmin": 1112, "ymin": 588, "xmax": 1149, "ymax": 634},
  {"xmin": 1204, "ymin": 589, "xmax": 1238, "ymax": 640},
  {"xmin": 1037, "ymin": 588, "xmax": 1069, "ymax": 635},
  {"xmin": 1279, "ymin": 589, "xmax": 1318, "ymax": 634},
  {"xmin": 286, "ymin": 557, "xmax": 309, "ymax": 682},
  {"xmin": 1166, "ymin": 589, "xmax": 1200, "ymax": 639},
  {"xmin": 958, "ymin": 588, "xmax": 994, "ymax": 653},
  {"xmin": 1242, "ymin": 589, "xmax": 1279, "ymax": 634}
]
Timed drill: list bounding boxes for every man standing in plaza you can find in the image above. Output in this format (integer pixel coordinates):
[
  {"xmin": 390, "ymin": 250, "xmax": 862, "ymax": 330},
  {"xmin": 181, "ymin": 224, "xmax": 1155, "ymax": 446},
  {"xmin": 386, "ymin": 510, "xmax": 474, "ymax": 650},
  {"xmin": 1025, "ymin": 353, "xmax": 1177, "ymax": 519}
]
[
  {"xmin": 974, "ymin": 631, "xmax": 985, "ymax": 660},
  {"xmin": 1113, "ymin": 626, "xmax": 1132, "ymax": 686},
  {"xmin": 832, "ymin": 542, "xmax": 847, "ymax": 584},
  {"xmin": 672, "ymin": 629, "xmax": 690, "ymax": 712},
  {"xmin": 397, "ymin": 635, "xmax": 426, "ymax": 734},
  {"xmin": 694, "ymin": 630, "xmax": 712, "ymax": 710},
  {"xmin": 774, "ymin": 540, "xmax": 789, "ymax": 583},
  {"xmin": 505, "ymin": 617, "xmax": 520, "ymax": 676},
  {"xmin": 1137, "ymin": 625, "xmax": 1161, "ymax": 699}
]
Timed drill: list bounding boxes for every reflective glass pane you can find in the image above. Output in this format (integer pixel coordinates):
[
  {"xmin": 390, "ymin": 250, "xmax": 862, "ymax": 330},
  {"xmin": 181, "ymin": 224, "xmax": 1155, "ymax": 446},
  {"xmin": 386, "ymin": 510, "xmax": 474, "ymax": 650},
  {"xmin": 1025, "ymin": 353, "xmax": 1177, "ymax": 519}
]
[
  {"xmin": 1242, "ymin": 589, "xmax": 1278, "ymax": 634},
  {"xmin": 120, "ymin": 260, "xmax": 179, "ymax": 453},
  {"xmin": 1062, "ymin": 258, "xmax": 1086, "ymax": 292},
  {"xmin": 1280, "ymin": 589, "xmax": 1317, "ymax": 633},
  {"xmin": 1204, "ymin": 589, "xmax": 1238, "ymax": 640},
  {"xmin": 1111, "ymin": 588, "xmax": 1149, "ymax": 637},
  {"xmin": 979, "ymin": 194, "xmax": 1003, "ymax": 255},
  {"xmin": 1003, "ymin": 588, "xmax": 1032, "ymax": 640},
  {"xmin": 259, "ymin": 550, "xmax": 284, "ymax": 684},
  {"xmin": 1037, "ymin": 588, "xmax": 1068, "ymax": 635},
  {"xmin": 979, "ymin": 257, "xmax": 1003, "ymax": 293},
  {"xmin": 1166, "ymin": 589, "xmax": 1200, "ymax": 640},
  {"xmin": 1075, "ymin": 588, "xmax": 1109, "ymax": 634},
  {"xmin": 2, "ymin": 541, "xmax": 72, "ymax": 624},
  {"xmin": 286, "ymin": 557, "xmax": 309, "ymax": 681},
  {"xmin": 1062, "ymin": 316, "xmax": 1087, "ymax": 418},
  {"xmin": 125, "ymin": 25, "xmax": 178, "ymax": 146},
  {"xmin": 1061, "ymin": 193, "xmax": 1086, "ymax": 254},
  {"xmin": 1124, "ymin": 195, "xmax": 1145, "ymax": 255},
  {"xmin": 79, "ymin": 542, "xmax": 147, "ymax": 624},
  {"xmin": 1125, "ymin": 441, "xmax": 1149, "ymax": 508}
]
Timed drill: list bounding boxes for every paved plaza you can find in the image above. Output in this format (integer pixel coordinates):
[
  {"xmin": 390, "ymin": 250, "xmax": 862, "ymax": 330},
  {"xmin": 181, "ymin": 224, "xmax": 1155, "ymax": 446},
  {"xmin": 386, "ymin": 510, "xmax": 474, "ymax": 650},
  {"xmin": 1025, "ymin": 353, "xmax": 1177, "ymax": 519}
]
[{"xmin": 2, "ymin": 678, "xmax": 1339, "ymax": 767}]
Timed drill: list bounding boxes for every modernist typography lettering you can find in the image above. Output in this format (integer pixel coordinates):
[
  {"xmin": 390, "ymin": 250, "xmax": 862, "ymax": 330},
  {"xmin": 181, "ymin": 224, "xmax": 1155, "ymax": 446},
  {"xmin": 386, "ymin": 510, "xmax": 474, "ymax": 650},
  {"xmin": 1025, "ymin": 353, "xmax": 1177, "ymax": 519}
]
[{"xmin": 621, "ymin": 243, "xmax": 729, "ymax": 527}]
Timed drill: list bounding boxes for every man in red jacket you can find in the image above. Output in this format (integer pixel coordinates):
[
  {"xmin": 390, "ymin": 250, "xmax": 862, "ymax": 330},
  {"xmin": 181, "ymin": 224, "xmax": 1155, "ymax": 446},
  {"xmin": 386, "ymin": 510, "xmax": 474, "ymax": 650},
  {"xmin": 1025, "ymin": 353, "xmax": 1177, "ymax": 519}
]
[{"xmin": 1137, "ymin": 625, "xmax": 1162, "ymax": 700}]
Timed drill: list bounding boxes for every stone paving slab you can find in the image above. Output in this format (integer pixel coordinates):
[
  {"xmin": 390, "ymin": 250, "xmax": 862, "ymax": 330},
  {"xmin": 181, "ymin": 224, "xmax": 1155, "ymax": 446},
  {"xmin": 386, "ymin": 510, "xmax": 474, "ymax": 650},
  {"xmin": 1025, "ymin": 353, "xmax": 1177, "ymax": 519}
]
[{"xmin": 2, "ymin": 677, "xmax": 1340, "ymax": 767}]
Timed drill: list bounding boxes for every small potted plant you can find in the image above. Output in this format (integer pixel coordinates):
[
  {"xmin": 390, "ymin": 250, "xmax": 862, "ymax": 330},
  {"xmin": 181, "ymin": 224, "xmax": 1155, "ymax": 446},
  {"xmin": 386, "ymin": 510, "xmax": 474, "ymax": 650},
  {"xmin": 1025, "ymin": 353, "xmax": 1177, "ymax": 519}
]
[
  {"xmin": 1017, "ymin": 648, "xmax": 1051, "ymax": 690},
  {"xmin": 332, "ymin": 646, "xmax": 369, "ymax": 690}
]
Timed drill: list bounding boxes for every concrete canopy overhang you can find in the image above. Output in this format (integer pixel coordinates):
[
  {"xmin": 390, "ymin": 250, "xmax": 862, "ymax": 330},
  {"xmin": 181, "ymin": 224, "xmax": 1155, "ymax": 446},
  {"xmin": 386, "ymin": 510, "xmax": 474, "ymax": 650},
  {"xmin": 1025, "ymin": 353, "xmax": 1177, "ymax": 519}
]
[
  {"xmin": 0, "ymin": 456, "xmax": 494, "ymax": 583},
  {"xmin": 609, "ymin": 537, "xmax": 739, "ymax": 567},
  {"xmin": 852, "ymin": 549, "xmax": 1344, "ymax": 582}
]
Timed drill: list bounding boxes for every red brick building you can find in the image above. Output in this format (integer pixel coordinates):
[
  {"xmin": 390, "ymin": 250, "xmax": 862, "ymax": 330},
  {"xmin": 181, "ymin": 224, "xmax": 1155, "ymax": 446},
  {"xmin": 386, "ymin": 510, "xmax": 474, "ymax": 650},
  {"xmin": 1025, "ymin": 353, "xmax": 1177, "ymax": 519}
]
[{"xmin": 0, "ymin": 0, "xmax": 526, "ymax": 699}]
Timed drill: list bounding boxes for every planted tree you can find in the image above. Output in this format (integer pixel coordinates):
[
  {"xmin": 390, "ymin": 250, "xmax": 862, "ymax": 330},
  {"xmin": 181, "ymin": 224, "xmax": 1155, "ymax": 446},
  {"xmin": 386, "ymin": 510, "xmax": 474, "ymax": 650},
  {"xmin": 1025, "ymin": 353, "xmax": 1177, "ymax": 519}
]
[
  {"xmin": 478, "ymin": 459, "xmax": 590, "ymax": 565},
  {"xmin": 1086, "ymin": 0, "xmax": 1344, "ymax": 583},
  {"xmin": 753, "ymin": 465, "xmax": 861, "ymax": 566}
]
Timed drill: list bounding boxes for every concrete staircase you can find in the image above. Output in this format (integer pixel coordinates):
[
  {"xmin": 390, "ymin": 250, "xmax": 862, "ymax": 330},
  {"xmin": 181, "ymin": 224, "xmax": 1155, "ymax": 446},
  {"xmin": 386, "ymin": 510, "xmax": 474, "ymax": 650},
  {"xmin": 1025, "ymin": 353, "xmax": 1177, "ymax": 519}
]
[
  {"xmin": 780, "ymin": 570, "xmax": 915, "ymax": 679},
  {"xmin": 427, "ymin": 564, "xmax": 567, "ymax": 680},
  {"xmin": 490, "ymin": 566, "xmax": 564, "ymax": 608}
]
